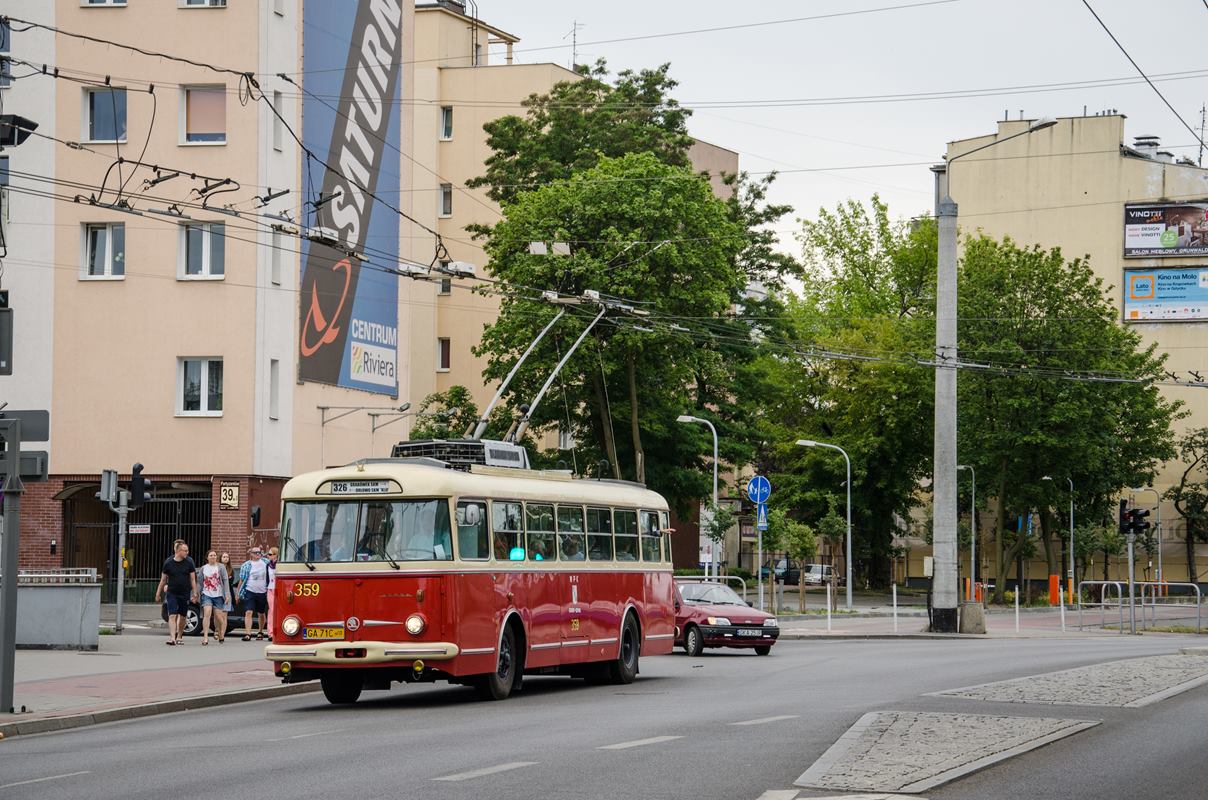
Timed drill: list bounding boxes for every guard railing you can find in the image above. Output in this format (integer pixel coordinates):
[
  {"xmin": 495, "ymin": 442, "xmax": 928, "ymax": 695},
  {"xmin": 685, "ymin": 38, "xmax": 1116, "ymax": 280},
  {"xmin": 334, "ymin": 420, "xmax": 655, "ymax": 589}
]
[{"xmin": 1077, "ymin": 580, "xmax": 1126, "ymax": 633}]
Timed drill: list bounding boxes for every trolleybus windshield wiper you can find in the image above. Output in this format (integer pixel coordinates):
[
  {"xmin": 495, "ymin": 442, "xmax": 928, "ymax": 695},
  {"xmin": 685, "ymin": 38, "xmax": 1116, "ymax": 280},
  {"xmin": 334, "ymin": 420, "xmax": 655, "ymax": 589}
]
[
  {"xmin": 284, "ymin": 531, "xmax": 316, "ymax": 571},
  {"xmin": 380, "ymin": 546, "xmax": 401, "ymax": 570}
]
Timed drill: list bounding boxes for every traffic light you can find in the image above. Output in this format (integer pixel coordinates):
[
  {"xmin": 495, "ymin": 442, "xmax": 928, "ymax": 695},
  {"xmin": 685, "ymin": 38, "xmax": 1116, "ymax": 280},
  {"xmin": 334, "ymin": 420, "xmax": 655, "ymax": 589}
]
[
  {"xmin": 130, "ymin": 463, "xmax": 155, "ymax": 508},
  {"xmin": 1119, "ymin": 498, "xmax": 1129, "ymax": 536},
  {"xmin": 0, "ymin": 290, "xmax": 11, "ymax": 377},
  {"xmin": 1127, "ymin": 507, "xmax": 1151, "ymax": 538}
]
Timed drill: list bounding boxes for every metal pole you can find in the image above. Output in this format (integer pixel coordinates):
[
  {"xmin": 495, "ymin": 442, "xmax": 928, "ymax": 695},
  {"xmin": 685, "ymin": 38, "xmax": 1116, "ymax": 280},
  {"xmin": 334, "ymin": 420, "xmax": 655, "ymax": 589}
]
[
  {"xmin": 710, "ymin": 423, "xmax": 718, "ymax": 582},
  {"xmin": 1068, "ymin": 478, "xmax": 1075, "ymax": 601},
  {"xmin": 933, "ymin": 195, "xmax": 959, "ymax": 633},
  {"xmin": 1060, "ymin": 586, "xmax": 1066, "ymax": 632},
  {"xmin": 0, "ymin": 418, "xmax": 22, "ymax": 714},
  {"xmin": 1127, "ymin": 533, "xmax": 1137, "ymax": 634},
  {"xmin": 114, "ymin": 490, "xmax": 130, "ymax": 633},
  {"xmin": 1014, "ymin": 590, "xmax": 1020, "ymax": 633},
  {"xmin": 843, "ymin": 449, "xmax": 852, "ymax": 610},
  {"xmin": 893, "ymin": 583, "xmax": 898, "ymax": 633},
  {"xmin": 970, "ymin": 468, "xmax": 976, "ymax": 600},
  {"xmin": 757, "ymin": 527, "xmax": 764, "ymax": 611},
  {"xmin": 470, "ymin": 308, "xmax": 566, "ymax": 439},
  {"xmin": 826, "ymin": 583, "xmax": 832, "ymax": 632}
]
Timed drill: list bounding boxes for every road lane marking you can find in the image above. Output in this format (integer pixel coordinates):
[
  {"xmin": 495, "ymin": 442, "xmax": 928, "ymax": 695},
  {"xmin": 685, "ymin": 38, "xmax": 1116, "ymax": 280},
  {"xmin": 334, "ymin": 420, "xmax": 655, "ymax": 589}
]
[
  {"xmin": 267, "ymin": 728, "xmax": 346, "ymax": 742},
  {"xmin": 432, "ymin": 762, "xmax": 538, "ymax": 782},
  {"xmin": 0, "ymin": 771, "xmax": 91, "ymax": 790},
  {"xmin": 732, "ymin": 714, "xmax": 799, "ymax": 726},
  {"xmin": 597, "ymin": 735, "xmax": 682, "ymax": 750},
  {"xmin": 754, "ymin": 791, "xmax": 799, "ymax": 800}
]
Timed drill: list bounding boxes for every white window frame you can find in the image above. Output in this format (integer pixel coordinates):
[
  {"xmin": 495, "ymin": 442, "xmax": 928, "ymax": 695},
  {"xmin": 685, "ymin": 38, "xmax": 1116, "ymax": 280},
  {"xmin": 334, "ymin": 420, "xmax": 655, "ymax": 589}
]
[
  {"xmin": 270, "ymin": 230, "xmax": 283, "ymax": 285},
  {"xmin": 179, "ymin": 0, "xmax": 227, "ymax": 7},
  {"xmin": 272, "ymin": 91, "xmax": 284, "ymax": 151},
  {"xmin": 81, "ymin": 0, "xmax": 127, "ymax": 6},
  {"xmin": 176, "ymin": 357, "xmax": 224, "ymax": 417},
  {"xmin": 437, "ymin": 338, "xmax": 451, "ymax": 372},
  {"xmin": 178, "ymin": 222, "xmax": 225, "ymax": 280},
  {"xmin": 439, "ymin": 106, "xmax": 453, "ymax": 140},
  {"xmin": 437, "ymin": 277, "xmax": 452, "ymax": 296},
  {"xmin": 438, "ymin": 184, "xmax": 453, "ymax": 218},
  {"xmin": 80, "ymin": 222, "xmax": 125, "ymax": 280},
  {"xmin": 269, "ymin": 358, "xmax": 281, "ymax": 420},
  {"xmin": 83, "ymin": 87, "xmax": 127, "ymax": 144},
  {"xmin": 180, "ymin": 85, "xmax": 227, "ymax": 146}
]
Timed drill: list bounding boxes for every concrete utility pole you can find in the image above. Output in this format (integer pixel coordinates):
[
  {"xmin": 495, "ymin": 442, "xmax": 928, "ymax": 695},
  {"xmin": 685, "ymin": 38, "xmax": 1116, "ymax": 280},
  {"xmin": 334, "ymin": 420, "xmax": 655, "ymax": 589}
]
[
  {"xmin": 958, "ymin": 464, "xmax": 976, "ymax": 599},
  {"xmin": 0, "ymin": 417, "xmax": 22, "ymax": 713}
]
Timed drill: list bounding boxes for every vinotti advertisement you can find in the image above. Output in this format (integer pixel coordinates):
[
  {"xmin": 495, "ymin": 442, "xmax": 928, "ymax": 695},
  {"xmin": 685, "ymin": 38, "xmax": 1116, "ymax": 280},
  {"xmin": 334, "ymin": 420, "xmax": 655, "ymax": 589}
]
[
  {"xmin": 297, "ymin": 0, "xmax": 402, "ymax": 395},
  {"xmin": 1123, "ymin": 201, "xmax": 1208, "ymax": 257},
  {"xmin": 1123, "ymin": 268, "xmax": 1208, "ymax": 322}
]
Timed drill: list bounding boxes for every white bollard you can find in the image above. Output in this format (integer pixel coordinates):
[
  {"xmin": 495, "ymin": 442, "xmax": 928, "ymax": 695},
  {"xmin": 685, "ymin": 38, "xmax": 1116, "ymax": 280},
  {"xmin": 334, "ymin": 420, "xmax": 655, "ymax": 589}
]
[
  {"xmin": 893, "ymin": 583, "xmax": 898, "ymax": 633},
  {"xmin": 1060, "ymin": 587, "xmax": 1066, "ymax": 632},
  {"xmin": 826, "ymin": 583, "xmax": 832, "ymax": 632},
  {"xmin": 1015, "ymin": 589, "xmax": 1020, "ymax": 633}
]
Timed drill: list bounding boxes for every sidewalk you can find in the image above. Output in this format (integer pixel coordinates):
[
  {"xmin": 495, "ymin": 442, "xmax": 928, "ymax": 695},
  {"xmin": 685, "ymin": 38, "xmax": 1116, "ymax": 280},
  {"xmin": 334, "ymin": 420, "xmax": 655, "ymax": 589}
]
[{"xmin": 1, "ymin": 630, "xmax": 316, "ymax": 738}]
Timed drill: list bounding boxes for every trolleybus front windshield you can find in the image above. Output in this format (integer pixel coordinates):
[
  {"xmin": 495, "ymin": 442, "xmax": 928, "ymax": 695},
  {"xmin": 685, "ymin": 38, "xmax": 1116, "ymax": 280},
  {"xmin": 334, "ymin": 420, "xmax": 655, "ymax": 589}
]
[{"xmin": 281, "ymin": 499, "xmax": 452, "ymax": 563}]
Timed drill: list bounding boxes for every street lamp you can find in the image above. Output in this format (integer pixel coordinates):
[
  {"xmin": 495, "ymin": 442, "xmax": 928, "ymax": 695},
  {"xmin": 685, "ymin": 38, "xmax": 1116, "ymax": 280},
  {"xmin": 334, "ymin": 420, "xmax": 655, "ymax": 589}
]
[
  {"xmin": 930, "ymin": 115, "xmax": 1058, "ymax": 632},
  {"xmin": 678, "ymin": 414, "xmax": 719, "ymax": 580},
  {"xmin": 1043, "ymin": 475, "xmax": 1075, "ymax": 600},
  {"xmin": 957, "ymin": 464, "xmax": 976, "ymax": 600},
  {"xmin": 318, "ymin": 403, "xmax": 410, "ymax": 468},
  {"xmin": 797, "ymin": 439, "xmax": 852, "ymax": 609},
  {"xmin": 1128, "ymin": 486, "xmax": 1162, "ymax": 585}
]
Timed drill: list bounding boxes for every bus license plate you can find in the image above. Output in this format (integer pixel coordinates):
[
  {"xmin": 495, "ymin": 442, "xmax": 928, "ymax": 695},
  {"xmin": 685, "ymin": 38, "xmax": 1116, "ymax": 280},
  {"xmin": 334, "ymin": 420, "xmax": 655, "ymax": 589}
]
[
  {"xmin": 737, "ymin": 629, "xmax": 763, "ymax": 637},
  {"xmin": 304, "ymin": 626, "xmax": 345, "ymax": 640}
]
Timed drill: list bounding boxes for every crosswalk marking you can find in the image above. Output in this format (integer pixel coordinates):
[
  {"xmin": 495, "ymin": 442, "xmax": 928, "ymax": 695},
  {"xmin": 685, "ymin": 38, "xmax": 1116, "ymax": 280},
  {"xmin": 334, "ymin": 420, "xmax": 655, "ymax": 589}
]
[
  {"xmin": 732, "ymin": 714, "xmax": 799, "ymax": 726},
  {"xmin": 432, "ymin": 762, "xmax": 538, "ymax": 782},
  {"xmin": 598, "ymin": 735, "xmax": 682, "ymax": 750}
]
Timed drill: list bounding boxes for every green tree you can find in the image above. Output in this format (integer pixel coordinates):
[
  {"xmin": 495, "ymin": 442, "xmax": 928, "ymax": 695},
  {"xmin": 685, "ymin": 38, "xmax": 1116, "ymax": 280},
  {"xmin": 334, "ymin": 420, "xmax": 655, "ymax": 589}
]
[
  {"xmin": 408, "ymin": 385, "xmax": 504, "ymax": 441},
  {"xmin": 466, "ymin": 61, "xmax": 693, "ymax": 207},
  {"xmin": 1166, "ymin": 427, "xmax": 1208, "ymax": 583},
  {"xmin": 957, "ymin": 236, "xmax": 1182, "ymax": 603},
  {"xmin": 766, "ymin": 507, "xmax": 818, "ymax": 612}
]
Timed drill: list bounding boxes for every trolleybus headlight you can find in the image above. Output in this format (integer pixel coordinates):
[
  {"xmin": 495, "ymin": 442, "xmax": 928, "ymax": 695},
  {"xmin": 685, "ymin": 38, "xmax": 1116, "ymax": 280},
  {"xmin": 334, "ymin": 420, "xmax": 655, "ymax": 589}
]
[
  {"xmin": 706, "ymin": 616, "xmax": 731, "ymax": 626},
  {"xmin": 405, "ymin": 614, "xmax": 426, "ymax": 635},
  {"xmin": 281, "ymin": 615, "xmax": 301, "ymax": 637},
  {"xmin": 764, "ymin": 618, "xmax": 778, "ymax": 627}
]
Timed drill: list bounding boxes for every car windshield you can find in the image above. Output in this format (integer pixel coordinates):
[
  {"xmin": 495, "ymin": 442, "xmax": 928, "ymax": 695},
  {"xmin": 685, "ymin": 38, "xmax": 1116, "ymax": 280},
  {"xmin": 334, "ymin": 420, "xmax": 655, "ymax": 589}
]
[
  {"xmin": 678, "ymin": 583, "xmax": 745, "ymax": 605},
  {"xmin": 281, "ymin": 499, "xmax": 452, "ymax": 563}
]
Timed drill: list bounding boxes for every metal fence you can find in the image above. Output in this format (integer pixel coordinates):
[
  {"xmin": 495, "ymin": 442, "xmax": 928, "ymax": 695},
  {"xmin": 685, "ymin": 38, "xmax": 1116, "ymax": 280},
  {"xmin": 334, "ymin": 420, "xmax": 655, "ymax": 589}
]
[{"xmin": 1078, "ymin": 580, "xmax": 1203, "ymax": 633}]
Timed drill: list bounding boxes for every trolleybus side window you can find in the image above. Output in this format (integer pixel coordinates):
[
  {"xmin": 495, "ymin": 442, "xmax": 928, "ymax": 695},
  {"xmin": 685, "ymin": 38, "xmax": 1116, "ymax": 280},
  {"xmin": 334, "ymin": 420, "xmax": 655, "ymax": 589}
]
[
  {"xmin": 492, "ymin": 501, "xmax": 524, "ymax": 561},
  {"xmin": 456, "ymin": 500, "xmax": 489, "ymax": 560},
  {"xmin": 526, "ymin": 503, "xmax": 557, "ymax": 561},
  {"xmin": 660, "ymin": 510, "xmax": 672, "ymax": 563},
  {"xmin": 586, "ymin": 506, "xmax": 613, "ymax": 561},
  {"xmin": 614, "ymin": 508, "xmax": 639, "ymax": 561},
  {"xmin": 557, "ymin": 505, "xmax": 586, "ymax": 561},
  {"xmin": 641, "ymin": 510, "xmax": 662, "ymax": 561}
]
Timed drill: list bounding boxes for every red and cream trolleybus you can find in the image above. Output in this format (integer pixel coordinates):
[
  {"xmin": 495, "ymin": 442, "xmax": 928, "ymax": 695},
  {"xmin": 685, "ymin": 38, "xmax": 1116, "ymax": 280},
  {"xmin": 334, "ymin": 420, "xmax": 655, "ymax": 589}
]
[{"xmin": 265, "ymin": 440, "xmax": 676, "ymax": 705}]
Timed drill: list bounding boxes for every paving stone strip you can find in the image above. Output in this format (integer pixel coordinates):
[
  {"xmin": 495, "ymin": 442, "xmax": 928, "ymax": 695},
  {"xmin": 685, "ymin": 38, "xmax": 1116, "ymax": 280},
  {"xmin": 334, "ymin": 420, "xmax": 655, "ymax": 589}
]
[
  {"xmin": 795, "ymin": 711, "xmax": 1097, "ymax": 794},
  {"xmin": 930, "ymin": 654, "xmax": 1208, "ymax": 707}
]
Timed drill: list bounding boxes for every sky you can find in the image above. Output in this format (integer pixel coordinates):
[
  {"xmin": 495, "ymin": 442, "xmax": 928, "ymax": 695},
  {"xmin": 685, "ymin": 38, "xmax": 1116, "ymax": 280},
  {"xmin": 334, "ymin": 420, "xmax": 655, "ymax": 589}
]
[{"xmin": 482, "ymin": 0, "xmax": 1208, "ymax": 245}]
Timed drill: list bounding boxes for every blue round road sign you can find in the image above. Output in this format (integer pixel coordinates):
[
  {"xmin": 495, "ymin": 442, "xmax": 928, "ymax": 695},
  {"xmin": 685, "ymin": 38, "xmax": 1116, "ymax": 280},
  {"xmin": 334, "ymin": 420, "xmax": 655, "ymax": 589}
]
[{"xmin": 746, "ymin": 475, "xmax": 771, "ymax": 504}]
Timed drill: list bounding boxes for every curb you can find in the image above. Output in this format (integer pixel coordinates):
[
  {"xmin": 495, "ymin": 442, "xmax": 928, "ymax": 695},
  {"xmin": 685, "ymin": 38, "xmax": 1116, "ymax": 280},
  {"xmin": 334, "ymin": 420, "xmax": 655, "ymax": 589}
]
[{"xmin": 0, "ymin": 682, "xmax": 321, "ymax": 740}]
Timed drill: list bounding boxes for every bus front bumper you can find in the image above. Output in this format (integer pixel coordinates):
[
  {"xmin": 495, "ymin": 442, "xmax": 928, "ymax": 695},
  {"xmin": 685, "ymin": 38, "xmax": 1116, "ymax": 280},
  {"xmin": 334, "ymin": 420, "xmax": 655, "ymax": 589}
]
[{"xmin": 264, "ymin": 640, "xmax": 460, "ymax": 665}]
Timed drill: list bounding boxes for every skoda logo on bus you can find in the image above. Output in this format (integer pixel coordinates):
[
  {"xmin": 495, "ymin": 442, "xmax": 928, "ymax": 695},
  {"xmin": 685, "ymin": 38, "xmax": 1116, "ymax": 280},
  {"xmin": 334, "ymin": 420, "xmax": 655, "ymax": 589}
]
[{"xmin": 346, "ymin": 616, "xmax": 361, "ymax": 632}]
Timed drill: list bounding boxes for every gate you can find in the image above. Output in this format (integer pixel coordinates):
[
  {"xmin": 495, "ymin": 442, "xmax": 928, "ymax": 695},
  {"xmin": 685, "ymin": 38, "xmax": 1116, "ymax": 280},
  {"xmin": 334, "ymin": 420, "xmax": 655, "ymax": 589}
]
[{"xmin": 64, "ymin": 491, "xmax": 211, "ymax": 602}]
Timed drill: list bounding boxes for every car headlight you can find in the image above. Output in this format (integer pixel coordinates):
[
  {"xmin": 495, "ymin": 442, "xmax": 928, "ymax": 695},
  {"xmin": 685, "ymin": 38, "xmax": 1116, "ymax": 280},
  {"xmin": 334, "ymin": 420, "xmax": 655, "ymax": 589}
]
[
  {"xmin": 764, "ymin": 618, "xmax": 778, "ymax": 628},
  {"xmin": 706, "ymin": 616, "xmax": 731, "ymax": 626},
  {"xmin": 281, "ymin": 615, "xmax": 301, "ymax": 637},
  {"xmin": 405, "ymin": 614, "xmax": 426, "ymax": 635}
]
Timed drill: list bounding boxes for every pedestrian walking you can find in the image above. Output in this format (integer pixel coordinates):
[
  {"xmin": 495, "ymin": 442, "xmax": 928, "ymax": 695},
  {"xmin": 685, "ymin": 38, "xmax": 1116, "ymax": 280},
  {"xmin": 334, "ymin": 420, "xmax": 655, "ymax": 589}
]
[
  {"xmin": 220, "ymin": 552, "xmax": 236, "ymax": 616},
  {"xmin": 154, "ymin": 539, "xmax": 197, "ymax": 645},
  {"xmin": 266, "ymin": 546, "xmax": 279, "ymax": 638},
  {"xmin": 237, "ymin": 546, "xmax": 270, "ymax": 641},
  {"xmin": 197, "ymin": 550, "xmax": 231, "ymax": 645}
]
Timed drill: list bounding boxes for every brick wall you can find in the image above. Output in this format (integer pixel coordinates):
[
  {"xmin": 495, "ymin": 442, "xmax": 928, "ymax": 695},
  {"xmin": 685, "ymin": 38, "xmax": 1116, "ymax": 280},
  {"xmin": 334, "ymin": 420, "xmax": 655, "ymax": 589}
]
[{"xmin": 15, "ymin": 478, "xmax": 67, "ymax": 571}]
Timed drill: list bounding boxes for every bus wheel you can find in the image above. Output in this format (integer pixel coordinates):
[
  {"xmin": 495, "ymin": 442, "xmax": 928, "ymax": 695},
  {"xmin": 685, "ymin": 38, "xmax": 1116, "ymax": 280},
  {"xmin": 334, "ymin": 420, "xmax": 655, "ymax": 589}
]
[
  {"xmin": 608, "ymin": 615, "xmax": 640, "ymax": 684},
  {"xmin": 475, "ymin": 626, "xmax": 516, "ymax": 701},
  {"xmin": 683, "ymin": 625, "xmax": 703, "ymax": 657},
  {"xmin": 320, "ymin": 674, "xmax": 363, "ymax": 705}
]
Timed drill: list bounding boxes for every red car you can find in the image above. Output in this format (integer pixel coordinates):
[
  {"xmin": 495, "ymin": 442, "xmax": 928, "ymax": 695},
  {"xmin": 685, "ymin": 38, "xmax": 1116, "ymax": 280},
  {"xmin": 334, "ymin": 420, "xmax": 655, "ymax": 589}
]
[{"xmin": 674, "ymin": 581, "xmax": 779, "ymax": 656}]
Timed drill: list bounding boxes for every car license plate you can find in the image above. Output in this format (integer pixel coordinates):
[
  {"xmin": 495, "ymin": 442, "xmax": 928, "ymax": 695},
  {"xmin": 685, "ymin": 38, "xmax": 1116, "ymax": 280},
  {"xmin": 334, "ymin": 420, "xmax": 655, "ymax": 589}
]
[
  {"xmin": 737, "ymin": 628, "xmax": 763, "ymax": 637},
  {"xmin": 303, "ymin": 626, "xmax": 344, "ymax": 640}
]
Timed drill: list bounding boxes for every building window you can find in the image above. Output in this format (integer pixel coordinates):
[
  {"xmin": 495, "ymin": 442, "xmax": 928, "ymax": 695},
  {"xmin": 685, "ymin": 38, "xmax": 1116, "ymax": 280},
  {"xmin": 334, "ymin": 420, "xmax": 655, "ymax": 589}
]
[
  {"xmin": 180, "ymin": 222, "xmax": 225, "ymax": 278},
  {"xmin": 440, "ymin": 106, "xmax": 453, "ymax": 140},
  {"xmin": 269, "ymin": 358, "xmax": 280, "ymax": 420},
  {"xmin": 178, "ymin": 358, "xmax": 223, "ymax": 415},
  {"xmin": 473, "ymin": 42, "xmax": 483, "ymax": 67},
  {"xmin": 272, "ymin": 91, "xmax": 284, "ymax": 151},
  {"xmin": 85, "ymin": 88, "xmax": 127, "ymax": 143},
  {"xmin": 180, "ymin": 0, "xmax": 227, "ymax": 7},
  {"xmin": 182, "ymin": 86, "xmax": 226, "ymax": 144},
  {"xmin": 0, "ymin": 157, "xmax": 8, "ymax": 187},
  {"xmin": 83, "ymin": 1, "xmax": 127, "ymax": 5},
  {"xmin": 271, "ymin": 230, "xmax": 283, "ymax": 285},
  {"xmin": 438, "ymin": 277, "xmax": 452, "ymax": 296},
  {"xmin": 439, "ymin": 184, "xmax": 453, "ymax": 217},
  {"xmin": 437, "ymin": 337, "xmax": 451, "ymax": 371},
  {"xmin": 82, "ymin": 223, "xmax": 125, "ymax": 278}
]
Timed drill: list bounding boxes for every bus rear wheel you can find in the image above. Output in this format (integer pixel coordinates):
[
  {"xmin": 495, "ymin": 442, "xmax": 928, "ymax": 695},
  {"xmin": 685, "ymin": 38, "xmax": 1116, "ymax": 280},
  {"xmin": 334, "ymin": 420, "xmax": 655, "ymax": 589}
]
[
  {"xmin": 475, "ymin": 626, "xmax": 517, "ymax": 701},
  {"xmin": 608, "ymin": 615, "xmax": 640, "ymax": 684},
  {"xmin": 320, "ymin": 673, "xmax": 363, "ymax": 705}
]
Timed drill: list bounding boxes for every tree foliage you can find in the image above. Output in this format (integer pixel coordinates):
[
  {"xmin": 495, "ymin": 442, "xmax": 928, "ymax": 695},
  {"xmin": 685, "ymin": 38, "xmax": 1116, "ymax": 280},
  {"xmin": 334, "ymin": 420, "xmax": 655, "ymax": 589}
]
[{"xmin": 1166, "ymin": 427, "xmax": 1208, "ymax": 582}]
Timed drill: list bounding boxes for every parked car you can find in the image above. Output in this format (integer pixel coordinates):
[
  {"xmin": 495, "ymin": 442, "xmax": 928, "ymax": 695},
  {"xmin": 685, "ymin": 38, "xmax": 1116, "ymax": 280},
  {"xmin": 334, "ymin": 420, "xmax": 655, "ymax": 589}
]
[
  {"xmin": 759, "ymin": 558, "xmax": 788, "ymax": 580},
  {"xmin": 160, "ymin": 597, "xmax": 256, "ymax": 638},
  {"xmin": 673, "ymin": 580, "xmax": 779, "ymax": 656},
  {"xmin": 802, "ymin": 564, "xmax": 840, "ymax": 585}
]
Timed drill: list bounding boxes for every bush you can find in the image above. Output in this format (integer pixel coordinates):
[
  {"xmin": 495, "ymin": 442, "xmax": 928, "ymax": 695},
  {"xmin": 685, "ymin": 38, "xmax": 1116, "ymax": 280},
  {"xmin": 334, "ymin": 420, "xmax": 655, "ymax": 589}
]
[{"xmin": 1003, "ymin": 590, "xmax": 1016, "ymax": 605}]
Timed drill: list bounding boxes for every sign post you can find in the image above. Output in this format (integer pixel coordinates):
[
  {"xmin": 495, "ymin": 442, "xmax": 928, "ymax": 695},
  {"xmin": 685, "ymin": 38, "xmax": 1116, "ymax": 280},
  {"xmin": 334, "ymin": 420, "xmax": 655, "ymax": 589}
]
[
  {"xmin": 0, "ymin": 417, "xmax": 23, "ymax": 714},
  {"xmin": 746, "ymin": 476, "xmax": 772, "ymax": 612},
  {"xmin": 109, "ymin": 490, "xmax": 131, "ymax": 633}
]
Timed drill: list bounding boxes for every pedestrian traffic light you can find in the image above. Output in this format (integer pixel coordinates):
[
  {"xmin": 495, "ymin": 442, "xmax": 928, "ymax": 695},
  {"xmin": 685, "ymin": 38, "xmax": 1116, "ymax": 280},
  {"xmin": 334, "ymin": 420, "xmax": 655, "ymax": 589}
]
[
  {"xmin": 130, "ymin": 463, "xmax": 155, "ymax": 508},
  {"xmin": 1119, "ymin": 498, "xmax": 1129, "ymax": 536}
]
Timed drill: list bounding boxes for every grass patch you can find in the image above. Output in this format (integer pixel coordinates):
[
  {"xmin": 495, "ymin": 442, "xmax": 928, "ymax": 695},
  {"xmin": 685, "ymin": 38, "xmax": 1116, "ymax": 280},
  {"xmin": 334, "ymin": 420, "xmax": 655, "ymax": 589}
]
[
  {"xmin": 1104, "ymin": 624, "xmax": 1207, "ymax": 634},
  {"xmin": 98, "ymin": 627, "xmax": 116, "ymax": 635}
]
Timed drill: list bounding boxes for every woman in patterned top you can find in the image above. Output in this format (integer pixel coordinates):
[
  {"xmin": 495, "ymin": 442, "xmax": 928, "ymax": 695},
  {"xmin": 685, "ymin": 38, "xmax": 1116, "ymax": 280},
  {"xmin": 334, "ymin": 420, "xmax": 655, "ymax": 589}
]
[{"xmin": 197, "ymin": 550, "xmax": 231, "ymax": 645}]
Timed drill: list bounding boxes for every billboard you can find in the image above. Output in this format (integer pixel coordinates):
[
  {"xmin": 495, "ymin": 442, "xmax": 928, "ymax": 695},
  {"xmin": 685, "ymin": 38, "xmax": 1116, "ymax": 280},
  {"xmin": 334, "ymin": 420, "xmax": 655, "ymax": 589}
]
[
  {"xmin": 297, "ymin": 0, "xmax": 403, "ymax": 395},
  {"xmin": 1123, "ymin": 268, "xmax": 1208, "ymax": 321},
  {"xmin": 1123, "ymin": 202, "xmax": 1208, "ymax": 257}
]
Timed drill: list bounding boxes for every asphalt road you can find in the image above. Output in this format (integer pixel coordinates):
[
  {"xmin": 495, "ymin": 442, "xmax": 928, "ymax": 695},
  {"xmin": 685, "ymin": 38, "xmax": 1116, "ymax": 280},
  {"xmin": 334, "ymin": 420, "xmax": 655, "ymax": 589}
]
[{"xmin": 0, "ymin": 635, "xmax": 1200, "ymax": 800}]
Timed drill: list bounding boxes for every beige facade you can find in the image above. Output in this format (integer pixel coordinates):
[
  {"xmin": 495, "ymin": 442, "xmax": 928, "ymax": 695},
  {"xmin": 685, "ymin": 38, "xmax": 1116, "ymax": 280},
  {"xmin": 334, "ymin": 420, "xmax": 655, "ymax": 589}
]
[{"xmin": 917, "ymin": 114, "xmax": 1208, "ymax": 586}]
